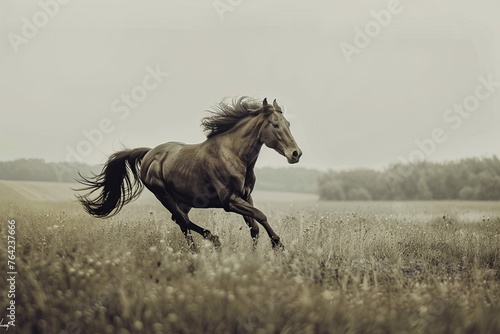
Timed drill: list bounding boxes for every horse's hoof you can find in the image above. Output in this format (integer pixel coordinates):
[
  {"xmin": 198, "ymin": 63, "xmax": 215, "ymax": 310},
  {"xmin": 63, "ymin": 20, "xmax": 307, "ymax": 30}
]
[
  {"xmin": 210, "ymin": 235, "xmax": 221, "ymax": 248},
  {"xmin": 274, "ymin": 242, "xmax": 285, "ymax": 251},
  {"xmin": 271, "ymin": 239, "xmax": 285, "ymax": 251},
  {"xmin": 251, "ymin": 237, "xmax": 259, "ymax": 250},
  {"xmin": 188, "ymin": 243, "xmax": 199, "ymax": 253}
]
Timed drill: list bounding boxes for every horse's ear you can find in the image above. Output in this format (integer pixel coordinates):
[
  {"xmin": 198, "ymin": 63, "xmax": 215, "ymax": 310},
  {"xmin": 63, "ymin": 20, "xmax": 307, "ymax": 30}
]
[
  {"xmin": 262, "ymin": 98, "xmax": 272, "ymax": 115},
  {"xmin": 272, "ymin": 99, "xmax": 282, "ymax": 113}
]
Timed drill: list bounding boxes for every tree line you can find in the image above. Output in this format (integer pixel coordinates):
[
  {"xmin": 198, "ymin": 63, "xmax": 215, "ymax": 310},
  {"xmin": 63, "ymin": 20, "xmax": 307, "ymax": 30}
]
[
  {"xmin": 2, "ymin": 157, "xmax": 499, "ymax": 200},
  {"xmin": 318, "ymin": 156, "xmax": 500, "ymax": 201},
  {"xmin": 0, "ymin": 159, "xmax": 99, "ymax": 183}
]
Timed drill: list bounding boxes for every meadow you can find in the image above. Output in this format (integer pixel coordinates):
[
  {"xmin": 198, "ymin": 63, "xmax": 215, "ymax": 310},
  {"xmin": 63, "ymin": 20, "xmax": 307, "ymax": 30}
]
[{"xmin": 0, "ymin": 181, "xmax": 499, "ymax": 333}]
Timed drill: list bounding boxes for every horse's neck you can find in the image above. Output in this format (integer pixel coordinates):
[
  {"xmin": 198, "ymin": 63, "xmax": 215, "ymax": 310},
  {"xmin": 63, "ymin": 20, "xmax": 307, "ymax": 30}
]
[{"xmin": 219, "ymin": 116, "xmax": 264, "ymax": 166}]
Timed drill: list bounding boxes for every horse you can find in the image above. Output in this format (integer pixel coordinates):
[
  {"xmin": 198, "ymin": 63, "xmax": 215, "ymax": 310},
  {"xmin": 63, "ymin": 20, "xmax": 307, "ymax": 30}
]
[{"xmin": 76, "ymin": 97, "xmax": 302, "ymax": 250}]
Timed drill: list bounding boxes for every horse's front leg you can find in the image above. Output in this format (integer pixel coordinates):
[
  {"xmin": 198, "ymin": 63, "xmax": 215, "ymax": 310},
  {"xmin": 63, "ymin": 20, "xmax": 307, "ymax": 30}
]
[
  {"xmin": 227, "ymin": 195, "xmax": 283, "ymax": 249},
  {"xmin": 243, "ymin": 215, "xmax": 259, "ymax": 249},
  {"xmin": 242, "ymin": 195, "xmax": 259, "ymax": 248}
]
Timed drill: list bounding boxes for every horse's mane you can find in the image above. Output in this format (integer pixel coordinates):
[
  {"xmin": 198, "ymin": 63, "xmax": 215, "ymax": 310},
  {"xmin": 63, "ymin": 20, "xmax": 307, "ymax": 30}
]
[{"xmin": 201, "ymin": 96, "xmax": 278, "ymax": 138}]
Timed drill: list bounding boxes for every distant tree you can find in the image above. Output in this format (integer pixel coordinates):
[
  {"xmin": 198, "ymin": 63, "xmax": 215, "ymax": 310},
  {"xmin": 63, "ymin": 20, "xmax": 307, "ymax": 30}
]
[
  {"xmin": 346, "ymin": 187, "xmax": 372, "ymax": 201},
  {"xmin": 416, "ymin": 176, "xmax": 433, "ymax": 200},
  {"xmin": 254, "ymin": 167, "xmax": 320, "ymax": 193},
  {"xmin": 0, "ymin": 159, "xmax": 99, "ymax": 183},
  {"xmin": 318, "ymin": 156, "xmax": 500, "ymax": 201},
  {"xmin": 459, "ymin": 186, "xmax": 475, "ymax": 200},
  {"xmin": 319, "ymin": 178, "xmax": 346, "ymax": 201}
]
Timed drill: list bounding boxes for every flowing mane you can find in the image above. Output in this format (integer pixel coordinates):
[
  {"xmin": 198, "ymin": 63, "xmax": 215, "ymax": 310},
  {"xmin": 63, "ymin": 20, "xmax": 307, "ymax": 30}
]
[{"xmin": 201, "ymin": 96, "xmax": 277, "ymax": 138}]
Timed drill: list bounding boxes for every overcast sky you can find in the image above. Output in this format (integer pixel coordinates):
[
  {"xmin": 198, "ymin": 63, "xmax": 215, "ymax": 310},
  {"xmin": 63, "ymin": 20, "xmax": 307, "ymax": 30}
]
[{"xmin": 1, "ymin": 0, "xmax": 499, "ymax": 170}]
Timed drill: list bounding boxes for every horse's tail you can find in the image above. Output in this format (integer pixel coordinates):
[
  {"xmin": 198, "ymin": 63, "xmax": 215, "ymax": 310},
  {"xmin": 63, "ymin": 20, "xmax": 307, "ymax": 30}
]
[{"xmin": 75, "ymin": 147, "xmax": 151, "ymax": 218}]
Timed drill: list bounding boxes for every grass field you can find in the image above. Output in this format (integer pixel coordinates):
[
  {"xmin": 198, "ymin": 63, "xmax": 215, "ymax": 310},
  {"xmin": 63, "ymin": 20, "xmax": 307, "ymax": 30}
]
[{"xmin": 1, "ymin": 181, "xmax": 499, "ymax": 333}]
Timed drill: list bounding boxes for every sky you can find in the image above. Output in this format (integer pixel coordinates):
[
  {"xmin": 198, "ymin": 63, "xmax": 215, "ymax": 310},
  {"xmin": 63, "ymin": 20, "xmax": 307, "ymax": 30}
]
[{"xmin": 1, "ymin": 0, "xmax": 499, "ymax": 170}]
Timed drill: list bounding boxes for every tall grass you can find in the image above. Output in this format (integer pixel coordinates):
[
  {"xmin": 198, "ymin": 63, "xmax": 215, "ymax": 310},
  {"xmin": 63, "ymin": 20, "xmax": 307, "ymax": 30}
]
[{"xmin": 1, "ymin": 199, "xmax": 499, "ymax": 333}]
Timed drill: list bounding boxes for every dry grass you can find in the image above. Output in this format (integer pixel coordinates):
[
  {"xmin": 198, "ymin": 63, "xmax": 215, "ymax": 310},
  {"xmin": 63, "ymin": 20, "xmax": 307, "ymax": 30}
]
[{"xmin": 1, "ymin": 194, "xmax": 500, "ymax": 334}]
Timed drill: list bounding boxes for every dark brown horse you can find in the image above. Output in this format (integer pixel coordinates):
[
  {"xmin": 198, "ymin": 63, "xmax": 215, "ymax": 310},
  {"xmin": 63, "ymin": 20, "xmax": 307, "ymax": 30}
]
[{"xmin": 76, "ymin": 97, "xmax": 302, "ymax": 249}]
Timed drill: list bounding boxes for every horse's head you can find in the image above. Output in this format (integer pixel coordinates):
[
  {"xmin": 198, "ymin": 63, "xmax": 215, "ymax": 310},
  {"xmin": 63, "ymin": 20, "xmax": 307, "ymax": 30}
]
[{"xmin": 260, "ymin": 98, "xmax": 302, "ymax": 164}]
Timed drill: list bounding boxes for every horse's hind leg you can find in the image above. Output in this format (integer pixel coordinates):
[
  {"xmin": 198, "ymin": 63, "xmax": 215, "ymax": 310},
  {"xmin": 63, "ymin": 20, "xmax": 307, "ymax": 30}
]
[
  {"xmin": 177, "ymin": 223, "xmax": 197, "ymax": 251},
  {"xmin": 180, "ymin": 206, "xmax": 221, "ymax": 248},
  {"xmin": 153, "ymin": 191, "xmax": 220, "ymax": 250},
  {"xmin": 150, "ymin": 191, "xmax": 195, "ymax": 250},
  {"xmin": 175, "ymin": 213, "xmax": 221, "ymax": 249}
]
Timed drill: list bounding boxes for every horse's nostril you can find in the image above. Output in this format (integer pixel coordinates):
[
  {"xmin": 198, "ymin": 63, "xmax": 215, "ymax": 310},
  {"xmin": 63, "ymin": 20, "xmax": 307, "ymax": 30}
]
[{"xmin": 292, "ymin": 150, "xmax": 299, "ymax": 158}]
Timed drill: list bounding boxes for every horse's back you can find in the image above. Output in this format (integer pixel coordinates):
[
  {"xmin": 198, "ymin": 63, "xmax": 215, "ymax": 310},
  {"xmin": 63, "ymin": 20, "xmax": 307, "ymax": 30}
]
[{"xmin": 140, "ymin": 141, "xmax": 207, "ymax": 190}]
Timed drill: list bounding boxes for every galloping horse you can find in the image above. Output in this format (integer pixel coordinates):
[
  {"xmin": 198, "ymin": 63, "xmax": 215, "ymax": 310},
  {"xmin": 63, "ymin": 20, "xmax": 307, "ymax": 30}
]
[{"xmin": 76, "ymin": 97, "xmax": 302, "ymax": 249}]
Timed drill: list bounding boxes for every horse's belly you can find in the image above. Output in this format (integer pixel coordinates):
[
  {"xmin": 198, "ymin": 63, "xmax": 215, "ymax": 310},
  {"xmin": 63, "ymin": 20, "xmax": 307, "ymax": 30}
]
[{"xmin": 172, "ymin": 181, "xmax": 224, "ymax": 209}]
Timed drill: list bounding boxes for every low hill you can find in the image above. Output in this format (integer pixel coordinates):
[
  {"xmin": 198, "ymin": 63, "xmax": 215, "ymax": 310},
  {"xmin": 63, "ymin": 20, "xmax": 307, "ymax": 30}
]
[{"xmin": 0, "ymin": 159, "xmax": 320, "ymax": 194}]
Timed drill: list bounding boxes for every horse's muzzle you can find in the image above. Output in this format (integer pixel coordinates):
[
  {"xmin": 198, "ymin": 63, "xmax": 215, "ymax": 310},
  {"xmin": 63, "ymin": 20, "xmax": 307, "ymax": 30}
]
[{"xmin": 287, "ymin": 148, "xmax": 302, "ymax": 164}]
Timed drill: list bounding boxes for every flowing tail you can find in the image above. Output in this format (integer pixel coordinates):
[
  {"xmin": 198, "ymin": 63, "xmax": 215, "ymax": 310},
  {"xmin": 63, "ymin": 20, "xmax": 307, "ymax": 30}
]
[{"xmin": 75, "ymin": 147, "xmax": 151, "ymax": 218}]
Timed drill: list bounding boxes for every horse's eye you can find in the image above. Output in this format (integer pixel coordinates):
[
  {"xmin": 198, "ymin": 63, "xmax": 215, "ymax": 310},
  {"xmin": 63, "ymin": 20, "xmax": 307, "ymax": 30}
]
[{"xmin": 272, "ymin": 123, "xmax": 279, "ymax": 129}]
